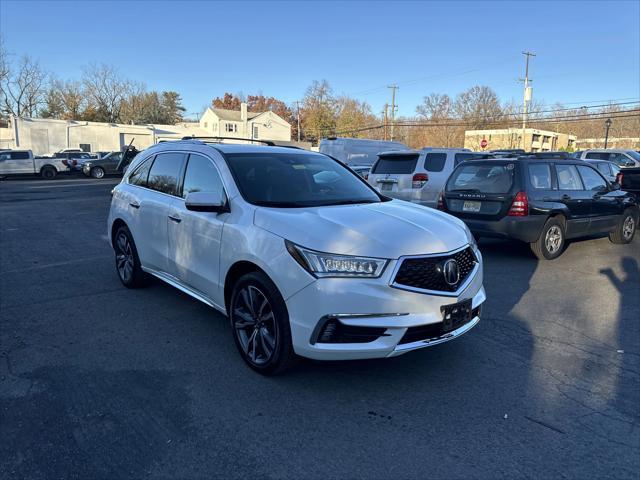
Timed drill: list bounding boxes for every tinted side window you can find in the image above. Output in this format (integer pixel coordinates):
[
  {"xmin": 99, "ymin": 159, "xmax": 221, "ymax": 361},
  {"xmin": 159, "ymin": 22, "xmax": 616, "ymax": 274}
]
[
  {"xmin": 528, "ymin": 163, "xmax": 552, "ymax": 189},
  {"xmin": 147, "ymin": 152, "xmax": 185, "ymax": 195},
  {"xmin": 595, "ymin": 163, "xmax": 610, "ymax": 175},
  {"xmin": 371, "ymin": 155, "xmax": 418, "ymax": 174},
  {"xmin": 585, "ymin": 152, "xmax": 609, "ymax": 160},
  {"xmin": 128, "ymin": 156, "xmax": 154, "ymax": 187},
  {"xmin": 10, "ymin": 151, "xmax": 31, "ymax": 160},
  {"xmin": 424, "ymin": 153, "xmax": 447, "ymax": 172},
  {"xmin": 577, "ymin": 165, "xmax": 607, "ymax": 191},
  {"xmin": 556, "ymin": 165, "xmax": 583, "ymax": 190},
  {"xmin": 182, "ymin": 154, "xmax": 224, "ymax": 199}
]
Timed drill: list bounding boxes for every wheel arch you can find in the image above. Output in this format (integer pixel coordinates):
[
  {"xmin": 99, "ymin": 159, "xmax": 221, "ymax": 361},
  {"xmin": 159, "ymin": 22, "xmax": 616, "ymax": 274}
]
[
  {"xmin": 39, "ymin": 164, "xmax": 59, "ymax": 173},
  {"xmin": 224, "ymin": 261, "xmax": 270, "ymax": 314},
  {"xmin": 110, "ymin": 218, "xmax": 128, "ymax": 246}
]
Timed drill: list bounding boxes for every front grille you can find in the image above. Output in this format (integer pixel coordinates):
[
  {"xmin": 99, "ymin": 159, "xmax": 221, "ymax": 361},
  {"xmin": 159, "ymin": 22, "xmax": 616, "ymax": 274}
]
[
  {"xmin": 393, "ymin": 247, "xmax": 477, "ymax": 293},
  {"xmin": 316, "ymin": 319, "xmax": 387, "ymax": 344},
  {"xmin": 398, "ymin": 306, "xmax": 480, "ymax": 345}
]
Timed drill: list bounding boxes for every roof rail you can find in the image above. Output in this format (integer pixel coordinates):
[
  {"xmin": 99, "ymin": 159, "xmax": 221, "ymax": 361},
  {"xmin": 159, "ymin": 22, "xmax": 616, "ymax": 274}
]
[
  {"xmin": 520, "ymin": 151, "xmax": 570, "ymax": 160},
  {"xmin": 180, "ymin": 136, "xmax": 276, "ymax": 146}
]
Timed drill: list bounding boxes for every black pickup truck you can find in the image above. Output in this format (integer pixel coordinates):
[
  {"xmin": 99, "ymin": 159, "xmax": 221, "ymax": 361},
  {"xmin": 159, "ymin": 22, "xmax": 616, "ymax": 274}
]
[{"xmin": 617, "ymin": 168, "xmax": 640, "ymax": 197}]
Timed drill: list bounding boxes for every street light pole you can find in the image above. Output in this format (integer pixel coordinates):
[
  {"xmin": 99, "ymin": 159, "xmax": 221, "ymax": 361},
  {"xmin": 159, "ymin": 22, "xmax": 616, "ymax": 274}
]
[{"xmin": 604, "ymin": 118, "xmax": 612, "ymax": 149}]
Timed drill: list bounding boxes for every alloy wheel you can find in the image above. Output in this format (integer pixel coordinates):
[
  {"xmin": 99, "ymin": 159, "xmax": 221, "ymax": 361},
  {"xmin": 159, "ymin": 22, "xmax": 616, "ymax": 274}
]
[
  {"xmin": 233, "ymin": 285, "xmax": 277, "ymax": 365},
  {"xmin": 545, "ymin": 225, "xmax": 562, "ymax": 254},
  {"xmin": 115, "ymin": 232, "xmax": 134, "ymax": 283},
  {"xmin": 622, "ymin": 215, "xmax": 635, "ymax": 240}
]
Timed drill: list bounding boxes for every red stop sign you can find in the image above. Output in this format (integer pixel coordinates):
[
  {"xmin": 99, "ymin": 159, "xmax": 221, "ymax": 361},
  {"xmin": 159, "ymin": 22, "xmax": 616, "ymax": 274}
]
[{"xmin": 480, "ymin": 139, "xmax": 488, "ymax": 149}]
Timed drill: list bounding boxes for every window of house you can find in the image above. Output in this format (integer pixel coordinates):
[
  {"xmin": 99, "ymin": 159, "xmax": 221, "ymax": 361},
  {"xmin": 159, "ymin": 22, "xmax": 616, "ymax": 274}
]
[
  {"xmin": 204, "ymin": 122, "xmax": 208, "ymax": 129},
  {"xmin": 225, "ymin": 123, "xmax": 237, "ymax": 133},
  {"xmin": 79, "ymin": 144, "xmax": 91, "ymax": 152},
  {"xmin": 253, "ymin": 125, "xmax": 259, "ymax": 138},
  {"xmin": 532, "ymin": 134, "xmax": 541, "ymax": 143}
]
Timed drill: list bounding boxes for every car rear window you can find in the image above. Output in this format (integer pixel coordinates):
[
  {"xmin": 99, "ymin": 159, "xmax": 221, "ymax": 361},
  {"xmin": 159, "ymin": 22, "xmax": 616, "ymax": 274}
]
[
  {"xmin": 371, "ymin": 154, "xmax": 418, "ymax": 174},
  {"xmin": 424, "ymin": 153, "xmax": 447, "ymax": 172},
  {"xmin": 528, "ymin": 164, "xmax": 552, "ymax": 189},
  {"xmin": 447, "ymin": 163, "xmax": 515, "ymax": 194}
]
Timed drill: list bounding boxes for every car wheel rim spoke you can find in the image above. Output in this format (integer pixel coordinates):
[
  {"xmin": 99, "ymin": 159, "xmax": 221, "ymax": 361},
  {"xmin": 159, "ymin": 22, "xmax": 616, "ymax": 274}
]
[
  {"xmin": 115, "ymin": 234, "xmax": 134, "ymax": 281},
  {"xmin": 233, "ymin": 285, "xmax": 276, "ymax": 365},
  {"xmin": 623, "ymin": 217, "xmax": 634, "ymax": 238},
  {"xmin": 545, "ymin": 226, "xmax": 562, "ymax": 253}
]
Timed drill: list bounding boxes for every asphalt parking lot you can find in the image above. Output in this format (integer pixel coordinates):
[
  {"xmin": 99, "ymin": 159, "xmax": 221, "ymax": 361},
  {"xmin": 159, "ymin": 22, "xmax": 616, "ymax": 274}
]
[{"xmin": 1, "ymin": 176, "xmax": 639, "ymax": 479}]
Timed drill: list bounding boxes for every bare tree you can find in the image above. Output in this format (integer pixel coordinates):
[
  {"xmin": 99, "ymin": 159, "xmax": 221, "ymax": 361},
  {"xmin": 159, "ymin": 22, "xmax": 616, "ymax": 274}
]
[
  {"xmin": 454, "ymin": 85, "xmax": 503, "ymax": 129},
  {"xmin": 0, "ymin": 55, "xmax": 48, "ymax": 117},
  {"xmin": 415, "ymin": 93, "xmax": 461, "ymax": 147},
  {"xmin": 82, "ymin": 63, "xmax": 129, "ymax": 122}
]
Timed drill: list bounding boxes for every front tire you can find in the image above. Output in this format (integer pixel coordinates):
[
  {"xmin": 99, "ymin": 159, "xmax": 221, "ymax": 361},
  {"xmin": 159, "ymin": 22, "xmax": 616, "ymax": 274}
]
[
  {"xmin": 530, "ymin": 217, "xmax": 565, "ymax": 260},
  {"xmin": 609, "ymin": 209, "xmax": 638, "ymax": 244},
  {"xmin": 41, "ymin": 166, "xmax": 57, "ymax": 179},
  {"xmin": 229, "ymin": 272, "xmax": 297, "ymax": 375},
  {"xmin": 91, "ymin": 166, "xmax": 105, "ymax": 179},
  {"xmin": 114, "ymin": 225, "xmax": 148, "ymax": 288}
]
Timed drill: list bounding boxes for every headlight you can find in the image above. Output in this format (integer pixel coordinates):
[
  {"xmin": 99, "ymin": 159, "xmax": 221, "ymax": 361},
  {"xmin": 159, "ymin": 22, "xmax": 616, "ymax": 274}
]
[{"xmin": 285, "ymin": 240, "xmax": 388, "ymax": 278}]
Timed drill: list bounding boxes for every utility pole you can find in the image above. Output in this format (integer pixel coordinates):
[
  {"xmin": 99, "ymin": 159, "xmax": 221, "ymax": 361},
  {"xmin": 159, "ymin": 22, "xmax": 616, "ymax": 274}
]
[
  {"xmin": 296, "ymin": 101, "xmax": 301, "ymax": 142},
  {"xmin": 382, "ymin": 103, "xmax": 389, "ymax": 141},
  {"xmin": 604, "ymin": 118, "xmax": 612, "ymax": 148},
  {"xmin": 388, "ymin": 85, "xmax": 398, "ymax": 141},
  {"xmin": 520, "ymin": 51, "xmax": 536, "ymax": 150}
]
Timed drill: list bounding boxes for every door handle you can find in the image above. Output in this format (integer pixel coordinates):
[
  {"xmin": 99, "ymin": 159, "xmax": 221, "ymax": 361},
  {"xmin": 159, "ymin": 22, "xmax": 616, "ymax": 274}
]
[
  {"xmin": 561, "ymin": 195, "xmax": 571, "ymax": 200},
  {"xmin": 168, "ymin": 215, "xmax": 182, "ymax": 223},
  {"xmin": 129, "ymin": 202, "xmax": 140, "ymax": 209}
]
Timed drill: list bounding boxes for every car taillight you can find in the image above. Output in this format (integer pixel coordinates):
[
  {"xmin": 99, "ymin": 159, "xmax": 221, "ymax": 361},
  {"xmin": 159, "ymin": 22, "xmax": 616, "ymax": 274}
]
[
  {"xmin": 616, "ymin": 172, "xmax": 623, "ymax": 184},
  {"xmin": 508, "ymin": 191, "xmax": 529, "ymax": 217},
  {"xmin": 437, "ymin": 191, "xmax": 445, "ymax": 210},
  {"xmin": 412, "ymin": 173, "xmax": 428, "ymax": 189}
]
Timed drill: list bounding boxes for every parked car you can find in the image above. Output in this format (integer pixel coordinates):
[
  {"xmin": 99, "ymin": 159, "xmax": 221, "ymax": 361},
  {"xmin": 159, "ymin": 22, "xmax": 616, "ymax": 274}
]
[
  {"xmin": 0, "ymin": 149, "xmax": 68, "ymax": 179},
  {"xmin": 54, "ymin": 151, "xmax": 93, "ymax": 171},
  {"xmin": 350, "ymin": 165, "xmax": 371, "ymax": 180},
  {"xmin": 438, "ymin": 156, "xmax": 638, "ymax": 259},
  {"xmin": 585, "ymin": 159, "xmax": 621, "ymax": 183},
  {"xmin": 367, "ymin": 148, "xmax": 484, "ymax": 208},
  {"xmin": 574, "ymin": 149, "xmax": 640, "ymax": 167},
  {"xmin": 319, "ymin": 137, "xmax": 408, "ymax": 166},
  {"xmin": 615, "ymin": 167, "xmax": 640, "ymax": 197},
  {"xmin": 82, "ymin": 151, "xmax": 124, "ymax": 178},
  {"xmin": 108, "ymin": 141, "xmax": 485, "ymax": 374}
]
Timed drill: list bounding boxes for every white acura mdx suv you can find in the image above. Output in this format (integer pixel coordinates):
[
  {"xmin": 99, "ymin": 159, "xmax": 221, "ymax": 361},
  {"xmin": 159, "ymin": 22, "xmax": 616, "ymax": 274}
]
[{"xmin": 108, "ymin": 140, "xmax": 485, "ymax": 374}]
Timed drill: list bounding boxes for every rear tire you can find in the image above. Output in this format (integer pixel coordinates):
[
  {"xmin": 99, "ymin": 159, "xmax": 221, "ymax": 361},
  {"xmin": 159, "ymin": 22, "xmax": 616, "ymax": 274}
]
[
  {"xmin": 530, "ymin": 217, "xmax": 565, "ymax": 260},
  {"xmin": 229, "ymin": 272, "xmax": 297, "ymax": 375},
  {"xmin": 41, "ymin": 166, "xmax": 57, "ymax": 179},
  {"xmin": 91, "ymin": 166, "xmax": 105, "ymax": 179},
  {"xmin": 114, "ymin": 225, "xmax": 148, "ymax": 288},
  {"xmin": 609, "ymin": 208, "xmax": 638, "ymax": 244}
]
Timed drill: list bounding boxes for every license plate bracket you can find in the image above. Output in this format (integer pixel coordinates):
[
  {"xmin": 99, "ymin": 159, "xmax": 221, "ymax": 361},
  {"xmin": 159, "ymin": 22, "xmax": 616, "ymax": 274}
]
[
  {"xmin": 441, "ymin": 299, "xmax": 473, "ymax": 333},
  {"xmin": 381, "ymin": 183, "xmax": 393, "ymax": 191},
  {"xmin": 462, "ymin": 200, "xmax": 481, "ymax": 213}
]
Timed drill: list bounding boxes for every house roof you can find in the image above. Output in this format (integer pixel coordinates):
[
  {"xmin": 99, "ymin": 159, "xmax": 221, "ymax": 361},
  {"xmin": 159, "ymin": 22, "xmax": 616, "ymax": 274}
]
[{"xmin": 208, "ymin": 108, "xmax": 261, "ymax": 122}]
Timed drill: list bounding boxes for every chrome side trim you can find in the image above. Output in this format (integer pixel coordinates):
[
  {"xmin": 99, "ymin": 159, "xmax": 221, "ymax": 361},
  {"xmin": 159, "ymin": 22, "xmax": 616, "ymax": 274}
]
[
  {"xmin": 142, "ymin": 267, "xmax": 226, "ymax": 314},
  {"xmin": 389, "ymin": 244, "xmax": 479, "ymax": 298},
  {"xmin": 393, "ymin": 315, "xmax": 480, "ymax": 352}
]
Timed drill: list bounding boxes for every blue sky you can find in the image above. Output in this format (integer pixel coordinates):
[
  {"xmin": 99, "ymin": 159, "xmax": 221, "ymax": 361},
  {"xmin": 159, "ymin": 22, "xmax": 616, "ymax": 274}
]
[{"xmin": 1, "ymin": 0, "xmax": 639, "ymax": 118}]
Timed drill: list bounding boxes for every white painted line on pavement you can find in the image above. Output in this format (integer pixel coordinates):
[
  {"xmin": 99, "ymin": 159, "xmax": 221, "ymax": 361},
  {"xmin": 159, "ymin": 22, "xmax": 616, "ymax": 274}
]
[{"xmin": 28, "ymin": 181, "xmax": 119, "ymax": 189}]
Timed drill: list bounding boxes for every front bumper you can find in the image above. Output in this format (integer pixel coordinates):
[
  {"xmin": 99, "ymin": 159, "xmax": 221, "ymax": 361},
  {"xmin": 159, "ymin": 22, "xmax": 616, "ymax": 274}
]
[{"xmin": 285, "ymin": 249, "xmax": 485, "ymax": 361}]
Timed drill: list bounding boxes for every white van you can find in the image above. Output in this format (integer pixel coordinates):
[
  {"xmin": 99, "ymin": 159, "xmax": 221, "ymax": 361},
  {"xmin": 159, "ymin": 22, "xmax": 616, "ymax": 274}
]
[
  {"xmin": 368, "ymin": 148, "xmax": 483, "ymax": 207},
  {"xmin": 319, "ymin": 137, "xmax": 407, "ymax": 166}
]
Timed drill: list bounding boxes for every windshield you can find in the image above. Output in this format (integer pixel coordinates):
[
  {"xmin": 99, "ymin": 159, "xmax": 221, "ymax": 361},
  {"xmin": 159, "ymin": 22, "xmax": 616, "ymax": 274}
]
[
  {"xmin": 447, "ymin": 162, "xmax": 515, "ymax": 194},
  {"xmin": 225, "ymin": 152, "xmax": 383, "ymax": 208}
]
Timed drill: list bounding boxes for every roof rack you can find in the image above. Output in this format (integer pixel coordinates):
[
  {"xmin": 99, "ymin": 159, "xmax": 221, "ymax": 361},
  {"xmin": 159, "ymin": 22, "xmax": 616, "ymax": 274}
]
[
  {"xmin": 519, "ymin": 152, "xmax": 570, "ymax": 160},
  {"xmin": 180, "ymin": 136, "xmax": 276, "ymax": 146}
]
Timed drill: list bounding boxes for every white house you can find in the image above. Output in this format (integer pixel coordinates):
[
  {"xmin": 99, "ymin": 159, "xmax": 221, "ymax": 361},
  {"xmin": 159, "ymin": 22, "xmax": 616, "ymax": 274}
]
[{"xmin": 199, "ymin": 102, "xmax": 291, "ymax": 142}]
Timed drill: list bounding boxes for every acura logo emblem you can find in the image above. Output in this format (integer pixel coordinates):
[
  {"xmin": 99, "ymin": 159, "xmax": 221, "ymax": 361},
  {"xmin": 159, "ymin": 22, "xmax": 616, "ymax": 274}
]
[{"xmin": 442, "ymin": 259, "xmax": 460, "ymax": 286}]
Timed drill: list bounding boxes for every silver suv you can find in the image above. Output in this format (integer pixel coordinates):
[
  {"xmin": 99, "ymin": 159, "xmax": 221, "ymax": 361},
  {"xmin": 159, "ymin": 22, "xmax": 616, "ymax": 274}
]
[
  {"xmin": 367, "ymin": 148, "xmax": 486, "ymax": 207},
  {"xmin": 575, "ymin": 149, "xmax": 640, "ymax": 168}
]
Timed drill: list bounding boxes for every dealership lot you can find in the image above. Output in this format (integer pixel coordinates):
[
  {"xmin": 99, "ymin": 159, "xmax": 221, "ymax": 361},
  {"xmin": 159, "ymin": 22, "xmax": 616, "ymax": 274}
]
[{"xmin": 1, "ymin": 177, "xmax": 638, "ymax": 479}]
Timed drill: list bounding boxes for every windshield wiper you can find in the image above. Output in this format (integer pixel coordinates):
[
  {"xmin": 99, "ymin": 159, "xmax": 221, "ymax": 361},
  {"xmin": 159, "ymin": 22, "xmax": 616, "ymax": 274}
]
[
  {"xmin": 450, "ymin": 188, "xmax": 482, "ymax": 193},
  {"xmin": 254, "ymin": 201, "xmax": 307, "ymax": 208},
  {"xmin": 321, "ymin": 199, "xmax": 379, "ymax": 206}
]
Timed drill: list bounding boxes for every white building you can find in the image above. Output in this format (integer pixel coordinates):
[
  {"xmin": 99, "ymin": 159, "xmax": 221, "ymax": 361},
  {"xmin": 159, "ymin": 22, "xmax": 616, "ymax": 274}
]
[
  {"xmin": 199, "ymin": 103, "xmax": 291, "ymax": 142},
  {"xmin": 0, "ymin": 102, "xmax": 292, "ymax": 155}
]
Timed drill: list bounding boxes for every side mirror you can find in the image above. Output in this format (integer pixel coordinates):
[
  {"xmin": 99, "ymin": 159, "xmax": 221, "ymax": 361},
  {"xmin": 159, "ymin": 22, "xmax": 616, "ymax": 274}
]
[{"xmin": 185, "ymin": 191, "xmax": 229, "ymax": 213}]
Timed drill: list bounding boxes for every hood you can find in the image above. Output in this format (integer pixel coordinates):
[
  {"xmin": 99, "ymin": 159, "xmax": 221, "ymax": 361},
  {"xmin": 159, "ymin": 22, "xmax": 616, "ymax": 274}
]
[{"xmin": 254, "ymin": 199, "xmax": 469, "ymax": 259}]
